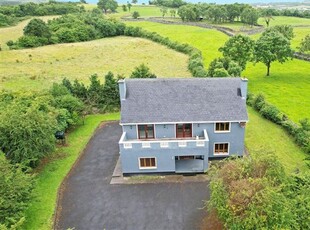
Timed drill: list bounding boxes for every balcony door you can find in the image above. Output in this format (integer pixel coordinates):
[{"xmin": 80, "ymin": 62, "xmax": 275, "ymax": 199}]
[{"xmin": 176, "ymin": 123, "xmax": 192, "ymax": 138}]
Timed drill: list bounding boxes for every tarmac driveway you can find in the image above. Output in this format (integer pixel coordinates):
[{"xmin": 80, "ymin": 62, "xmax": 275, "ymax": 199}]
[{"xmin": 56, "ymin": 121, "xmax": 210, "ymax": 230}]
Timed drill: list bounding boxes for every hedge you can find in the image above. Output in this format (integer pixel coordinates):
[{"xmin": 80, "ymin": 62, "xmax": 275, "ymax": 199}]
[{"xmin": 247, "ymin": 92, "xmax": 310, "ymax": 154}]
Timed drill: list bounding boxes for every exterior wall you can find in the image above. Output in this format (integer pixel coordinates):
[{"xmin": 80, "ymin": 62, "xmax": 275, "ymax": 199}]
[
  {"xmin": 192, "ymin": 122, "xmax": 245, "ymax": 158},
  {"xmin": 120, "ymin": 142, "xmax": 209, "ymax": 174},
  {"xmin": 120, "ymin": 121, "xmax": 245, "ymax": 173}
]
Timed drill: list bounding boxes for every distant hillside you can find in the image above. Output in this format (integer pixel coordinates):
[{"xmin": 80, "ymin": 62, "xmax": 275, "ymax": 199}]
[{"xmin": 0, "ymin": 0, "xmax": 47, "ymax": 6}]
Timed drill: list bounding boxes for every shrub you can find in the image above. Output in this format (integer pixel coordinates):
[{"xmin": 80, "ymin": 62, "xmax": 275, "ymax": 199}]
[
  {"xmin": 17, "ymin": 35, "xmax": 49, "ymax": 48},
  {"xmin": 259, "ymin": 103, "xmax": 284, "ymax": 124},
  {"xmin": 130, "ymin": 64, "xmax": 157, "ymax": 78},
  {"xmin": 253, "ymin": 93, "xmax": 265, "ymax": 111},
  {"xmin": 0, "ymin": 154, "xmax": 34, "ymax": 229},
  {"xmin": 132, "ymin": 11, "xmax": 140, "ymax": 19}
]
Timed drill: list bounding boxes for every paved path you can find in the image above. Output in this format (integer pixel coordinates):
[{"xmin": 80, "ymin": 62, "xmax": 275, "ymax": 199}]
[{"xmin": 56, "ymin": 122, "xmax": 210, "ymax": 230}]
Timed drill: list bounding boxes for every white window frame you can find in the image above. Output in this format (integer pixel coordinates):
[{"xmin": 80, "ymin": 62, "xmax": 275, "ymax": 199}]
[
  {"xmin": 160, "ymin": 142, "xmax": 169, "ymax": 148},
  {"xmin": 213, "ymin": 142, "xmax": 230, "ymax": 156},
  {"xmin": 138, "ymin": 157, "xmax": 157, "ymax": 169},
  {"xmin": 214, "ymin": 122, "xmax": 231, "ymax": 133},
  {"xmin": 123, "ymin": 143, "xmax": 132, "ymax": 149}
]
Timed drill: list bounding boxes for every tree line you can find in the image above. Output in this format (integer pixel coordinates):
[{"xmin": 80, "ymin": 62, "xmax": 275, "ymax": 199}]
[
  {"xmin": 0, "ymin": 1, "xmax": 84, "ymax": 27},
  {"xmin": 177, "ymin": 3, "xmax": 259, "ymax": 26}
]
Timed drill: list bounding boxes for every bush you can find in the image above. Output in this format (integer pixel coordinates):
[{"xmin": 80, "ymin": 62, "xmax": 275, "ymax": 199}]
[
  {"xmin": 253, "ymin": 93, "xmax": 265, "ymax": 111},
  {"xmin": 17, "ymin": 35, "xmax": 49, "ymax": 48},
  {"xmin": 132, "ymin": 11, "xmax": 140, "ymax": 19},
  {"xmin": 208, "ymin": 153, "xmax": 308, "ymax": 229},
  {"xmin": 0, "ymin": 154, "xmax": 34, "ymax": 229},
  {"xmin": 130, "ymin": 64, "xmax": 156, "ymax": 79},
  {"xmin": 259, "ymin": 103, "xmax": 284, "ymax": 124}
]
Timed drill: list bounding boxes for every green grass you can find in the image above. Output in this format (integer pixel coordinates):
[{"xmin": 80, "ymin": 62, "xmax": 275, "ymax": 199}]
[
  {"xmin": 246, "ymin": 107, "xmax": 308, "ymax": 173},
  {"xmin": 125, "ymin": 21, "xmax": 228, "ymax": 65},
  {"xmin": 258, "ymin": 16, "xmax": 310, "ymax": 27},
  {"xmin": 0, "ymin": 36, "xmax": 190, "ymax": 91},
  {"xmin": 23, "ymin": 113, "xmax": 120, "ymax": 230}
]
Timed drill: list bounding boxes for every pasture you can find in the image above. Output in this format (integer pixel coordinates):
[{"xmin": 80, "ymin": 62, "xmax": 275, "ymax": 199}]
[{"xmin": 0, "ymin": 36, "xmax": 190, "ymax": 91}]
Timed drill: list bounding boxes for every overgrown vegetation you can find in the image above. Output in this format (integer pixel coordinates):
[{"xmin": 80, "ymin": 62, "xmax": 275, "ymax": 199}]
[
  {"xmin": 208, "ymin": 153, "xmax": 310, "ymax": 229},
  {"xmin": 0, "ymin": 154, "xmax": 34, "ymax": 229}
]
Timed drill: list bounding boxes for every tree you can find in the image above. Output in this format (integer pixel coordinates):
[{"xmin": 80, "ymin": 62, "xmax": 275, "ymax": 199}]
[
  {"xmin": 241, "ymin": 7, "xmax": 259, "ymax": 27},
  {"xmin": 219, "ymin": 34, "xmax": 255, "ymax": 70},
  {"xmin": 23, "ymin": 18, "xmax": 51, "ymax": 39},
  {"xmin": 208, "ymin": 57, "xmax": 242, "ymax": 77},
  {"xmin": 122, "ymin": 4, "xmax": 127, "ymax": 12},
  {"xmin": 160, "ymin": 7, "xmax": 168, "ymax": 18},
  {"xmin": 265, "ymin": 25, "xmax": 294, "ymax": 41},
  {"xmin": 102, "ymin": 72, "xmax": 120, "ymax": 108},
  {"xmin": 97, "ymin": 0, "xmax": 118, "ymax": 14},
  {"xmin": 132, "ymin": 0, "xmax": 138, "ymax": 3},
  {"xmin": 132, "ymin": 11, "xmax": 140, "ymax": 19},
  {"xmin": 0, "ymin": 154, "xmax": 34, "ymax": 229},
  {"xmin": 170, "ymin": 9, "xmax": 176, "ymax": 17},
  {"xmin": 299, "ymin": 34, "xmax": 310, "ymax": 53},
  {"xmin": 254, "ymin": 30, "xmax": 293, "ymax": 76},
  {"xmin": 130, "ymin": 64, "xmax": 156, "ymax": 78},
  {"xmin": 178, "ymin": 4, "xmax": 199, "ymax": 22},
  {"xmin": 127, "ymin": 2, "xmax": 132, "ymax": 12},
  {"xmin": 0, "ymin": 101, "xmax": 57, "ymax": 166}
]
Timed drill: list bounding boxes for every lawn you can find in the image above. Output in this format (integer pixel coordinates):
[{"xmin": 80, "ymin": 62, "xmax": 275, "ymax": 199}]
[
  {"xmin": 246, "ymin": 107, "xmax": 308, "ymax": 173},
  {"xmin": 23, "ymin": 113, "xmax": 120, "ymax": 230},
  {"xmin": 0, "ymin": 36, "xmax": 190, "ymax": 91}
]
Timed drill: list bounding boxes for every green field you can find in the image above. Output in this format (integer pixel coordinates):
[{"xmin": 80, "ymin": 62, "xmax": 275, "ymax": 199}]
[
  {"xmin": 0, "ymin": 36, "xmax": 190, "ymax": 91},
  {"xmin": 1, "ymin": 10, "xmax": 309, "ymax": 230},
  {"xmin": 23, "ymin": 113, "xmax": 120, "ymax": 230}
]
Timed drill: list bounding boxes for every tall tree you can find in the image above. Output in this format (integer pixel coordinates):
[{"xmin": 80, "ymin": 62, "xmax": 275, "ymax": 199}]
[
  {"xmin": 97, "ymin": 0, "xmax": 118, "ymax": 14},
  {"xmin": 241, "ymin": 7, "xmax": 259, "ymax": 27},
  {"xmin": 219, "ymin": 34, "xmax": 255, "ymax": 70},
  {"xmin": 254, "ymin": 30, "xmax": 293, "ymax": 76},
  {"xmin": 127, "ymin": 2, "xmax": 132, "ymax": 12},
  {"xmin": 299, "ymin": 34, "xmax": 310, "ymax": 53},
  {"xmin": 132, "ymin": 0, "xmax": 138, "ymax": 3}
]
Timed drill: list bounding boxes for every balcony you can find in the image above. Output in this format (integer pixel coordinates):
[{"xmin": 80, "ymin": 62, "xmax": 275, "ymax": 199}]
[{"xmin": 119, "ymin": 129, "xmax": 209, "ymax": 150}]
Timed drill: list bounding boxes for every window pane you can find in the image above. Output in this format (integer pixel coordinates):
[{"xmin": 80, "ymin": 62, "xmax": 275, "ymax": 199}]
[
  {"xmin": 140, "ymin": 158, "xmax": 145, "ymax": 167},
  {"xmin": 147, "ymin": 125, "xmax": 154, "ymax": 138},
  {"xmin": 151, "ymin": 158, "xmax": 156, "ymax": 167},
  {"xmin": 146, "ymin": 158, "xmax": 151, "ymax": 167},
  {"xmin": 216, "ymin": 123, "xmax": 219, "ymax": 130},
  {"xmin": 176, "ymin": 124, "xmax": 183, "ymax": 138},
  {"xmin": 184, "ymin": 124, "xmax": 192, "ymax": 137}
]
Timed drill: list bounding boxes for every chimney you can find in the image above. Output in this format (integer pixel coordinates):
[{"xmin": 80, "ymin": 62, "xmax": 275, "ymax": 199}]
[
  {"xmin": 240, "ymin": 78, "xmax": 248, "ymax": 99},
  {"xmin": 118, "ymin": 79, "xmax": 126, "ymax": 100}
]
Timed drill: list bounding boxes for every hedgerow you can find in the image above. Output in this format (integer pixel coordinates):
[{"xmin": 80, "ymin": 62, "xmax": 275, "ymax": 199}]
[{"xmin": 248, "ymin": 93, "xmax": 310, "ymax": 154}]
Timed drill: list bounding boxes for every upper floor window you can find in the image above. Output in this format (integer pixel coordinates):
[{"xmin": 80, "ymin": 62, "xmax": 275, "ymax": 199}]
[
  {"xmin": 138, "ymin": 124, "xmax": 154, "ymax": 139},
  {"xmin": 176, "ymin": 123, "xmax": 192, "ymax": 138},
  {"xmin": 215, "ymin": 122, "xmax": 230, "ymax": 132}
]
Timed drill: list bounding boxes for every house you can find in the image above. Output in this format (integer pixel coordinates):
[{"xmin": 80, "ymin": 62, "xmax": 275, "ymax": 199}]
[{"xmin": 118, "ymin": 78, "xmax": 248, "ymax": 174}]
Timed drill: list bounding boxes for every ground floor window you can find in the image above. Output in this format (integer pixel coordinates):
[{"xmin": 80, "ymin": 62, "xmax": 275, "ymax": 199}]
[
  {"xmin": 139, "ymin": 157, "xmax": 156, "ymax": 169},
  {"xmin": 214, "ymin": 143, "xmax": 229, "ymax": 155}
]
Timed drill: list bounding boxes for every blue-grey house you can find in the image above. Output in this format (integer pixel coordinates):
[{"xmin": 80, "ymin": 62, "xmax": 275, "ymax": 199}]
[{"xmin": 118, "ymin": 78, "xmax": 248, "ymax": 174}]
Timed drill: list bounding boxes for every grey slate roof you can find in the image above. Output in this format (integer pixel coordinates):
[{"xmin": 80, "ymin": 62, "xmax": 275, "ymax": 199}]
[{"xmin": 120, "ymin": 78, "xmax": 248, "ymax": 124}]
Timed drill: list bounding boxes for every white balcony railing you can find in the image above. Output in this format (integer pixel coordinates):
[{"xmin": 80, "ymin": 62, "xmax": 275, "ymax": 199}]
[{"xmin": 119, "ymin": 129, "xmax": 209, "ymax": 149}]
